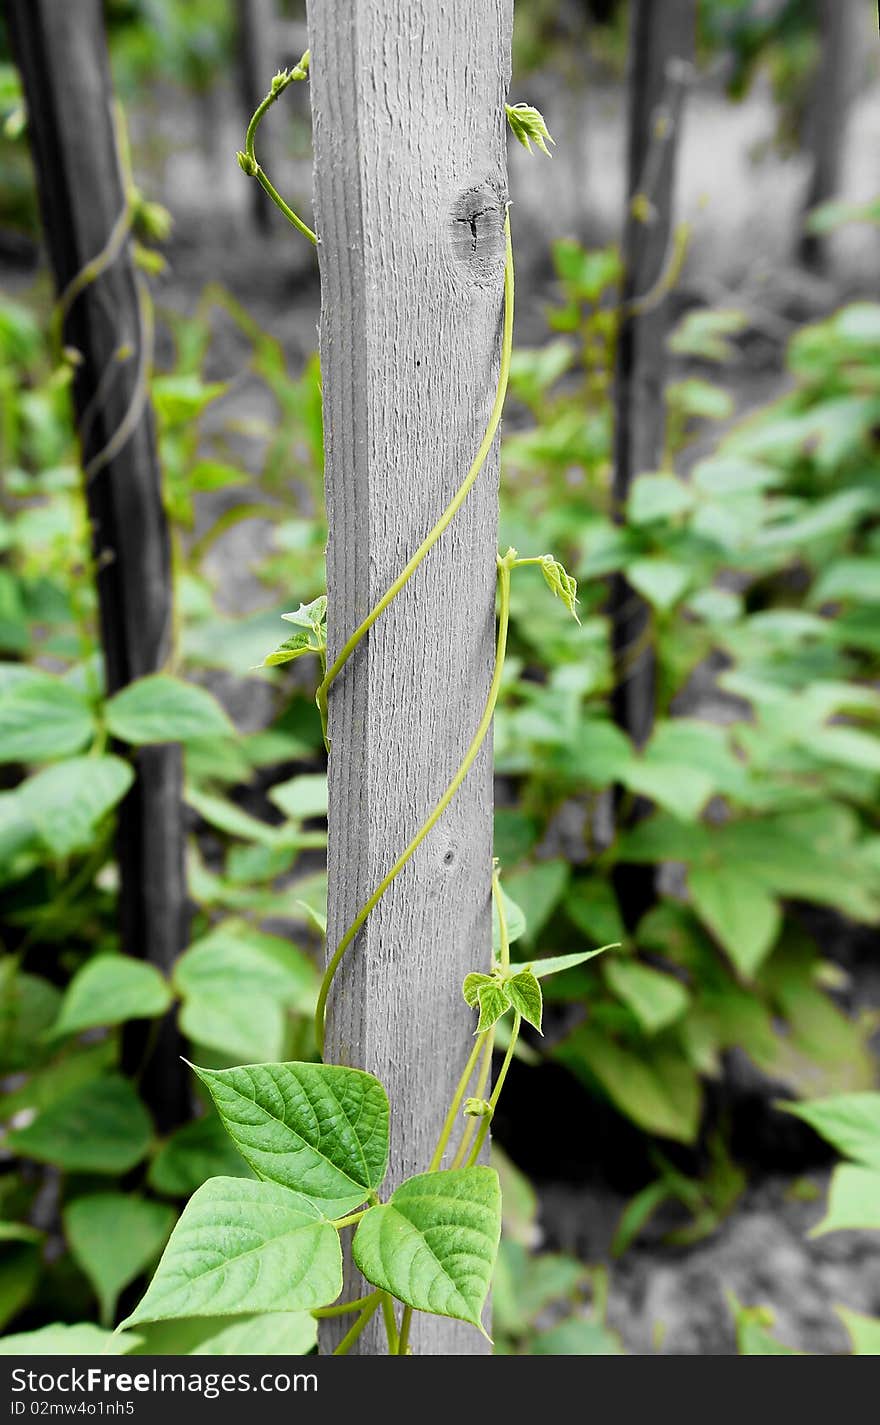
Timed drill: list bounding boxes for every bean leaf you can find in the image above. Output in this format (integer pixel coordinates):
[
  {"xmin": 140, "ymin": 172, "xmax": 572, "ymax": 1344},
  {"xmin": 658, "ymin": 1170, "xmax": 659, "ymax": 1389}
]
[
  {"xmin": 193, "ymin": 1062, "xmax": 389, "ymax": 1217},
  {"xmin": 352, "ymin": 1167, "xmax": 501, "ymax": 1331},
  {"xmin": 120, "ymin": 1178, "xmax": 342, "ymax": 1326},
  {"xmin": 506, "ymin": 970, "xmax": 543, "ymax": 1033},
  {"xmin": 50, "ymin": 957, "xmax": 172, "ymax": 1039}
]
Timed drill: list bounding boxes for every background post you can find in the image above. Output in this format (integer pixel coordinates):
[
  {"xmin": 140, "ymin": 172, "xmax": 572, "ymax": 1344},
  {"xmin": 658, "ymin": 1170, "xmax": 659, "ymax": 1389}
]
[
  {"xmin": 610, "ymin": 0, "xmax": 694, "ymax": 929},
  {"xmin": 8, "ymin": 0, "xmax": 189, "ymax": 1129}
]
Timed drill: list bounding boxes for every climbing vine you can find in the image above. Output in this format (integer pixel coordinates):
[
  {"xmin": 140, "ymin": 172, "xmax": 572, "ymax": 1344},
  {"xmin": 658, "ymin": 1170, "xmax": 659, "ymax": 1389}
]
[{"xmin": 125, "ymin": 51, "xmax": 609, "ymax": 1355}]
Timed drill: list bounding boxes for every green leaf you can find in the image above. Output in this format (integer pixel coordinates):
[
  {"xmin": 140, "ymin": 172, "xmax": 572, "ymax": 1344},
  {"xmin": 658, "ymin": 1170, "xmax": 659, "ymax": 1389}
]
[
  {"xmin": 0, "ymin": 969, "xmax": 61, "ymax": 1072},
  {"xmin": 506, "ymin": 971, "xmax": 543, "ymax": 1032},
  {"xmin": 261, "ymin": 597, "xmax": 327, "ymax": 669},
  {"xmin": 6, "ymin": 1075, "xmax": 153, "ymax": 1175},
  {"xmin": 462, "ymin": 973, "xmax": 493, "ymax": 1008},
  {"xmin": 628, "ymin": 474, "xmax": 694, "ymax": 525},
  {"xmin": 149, "ymin": 1114, "xmax": 256, "ymax": 1198},
  {"xmin": 152, "ymin": 374, "xmax": 226, "ymax": 425},
  {"xmin": 186, "ymin": 786, "xmax": 279, "ymax": 847},
  {"xmin": 193, "ymin": 1062, "xmax": 389, "ymax": 1217},
  {"xmin": 105, "ymin": 675, "xmax": 232, "ymax": 745},
  {"xmin": 728, "ymin": 1293, "xmax": 800, "ymax": 1355},
  {"xmin": 121, "ymin": 1178, "xmax": 342, "ymax": 1327},
  {"xmin": 538, "ymin": 555, "xmax": 579, "ymax": 621},
  {"xmin": 17, "ymin": 756, "xmax": 133, "ymax": 857},
  {"xmin": 51, "ymin": 956, "xmax": 172, "ymax": 1039},
  {"xmin": 492, "ymin": 1240, "xmax": 586, "ymax": 1336},
  {"xmin": 182, "ymin": 990, "xmax": 284, "ymax": 1064},
  {"xmin": 603, "ymin": 959, "xmax": 689, "ymax": 1035},
  {"xmin": 627, "ymin": 558, "xmax": 690, "ymax": 611},
  {"xmin": 0, "ymin": 1238, "xmax": 41, "ymax": 1330},
  {"xmin": 531, "ymin": 947, "xmax": 613, "ymax": 980},
  {"xmin": 475, "ymin": 981, "xmax": 512, "ymax": 1034},
  {"xmin": 503, "ymin": 860, "xmax": 569, "ymax": 945},
  {"xmin": 688, "ymin": 865, "xmax": 781, "ymax": 977},
  {"xmin": 492, "ymin": 1145, "xmax": 539, "ymax": 1248},
  {"xmin": 810, "ymin": 1165, "xmax": 880, "ymax": 1236},
  {"xmin": 611, "ymin": 1180, "xmax": 671, "ymax": 1258},
  {"xmin": 531, "ymin": 1318, "xmax": 624, "ymax": 1354},
  {"xmin": 64, "ymin": 1194, "xmax": 175, "ymax": 1326},
  {"xmin": 352, "ymin": 1166, "xmax": 501, "ymax": 1331},
  {"xmin": 191, "ymin": 1312, "xmax": 317, "ymax": 1356},
  {"xmin": 565, "ymin": 879, "xmax": 626, "ymax": 946},
  {"xmin": 0, "ymin": 673, "xmax": 94, "ymax": 763},
  {"xmin": 505, "ymin": 102, "xmax": 554, "ymax": 156},
  {"xmin": 835, "ymin": 1307, "xmax": 880, "ymax": 1355},
  {"xmin": 778, "ymin": 1094, "xmax": 880, "ymax": 1169},
  {"xmin": 0, "ymin": 1323, "xmax": 141, "ymax": 1355},
  {"xmin": 174, "ymin": 923, "xmax": 317, "ymax": 1062},
  {"xmin": 492, "ymin": 886, "xmax": 526, "ymax": 951},
  {"xmin": 268, "ymin": 774, "xmax": 328, "ymax": 821},
  {"xmin": 556, "ymin": 1028, "xmax": 701, "ymax": 1143}
]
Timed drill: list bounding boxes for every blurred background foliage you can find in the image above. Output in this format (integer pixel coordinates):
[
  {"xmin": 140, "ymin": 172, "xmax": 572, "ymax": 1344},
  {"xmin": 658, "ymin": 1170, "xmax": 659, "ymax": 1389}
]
[{"xmin": 1, "ymin": 0, "xmax": 880, "ymax": 1357}]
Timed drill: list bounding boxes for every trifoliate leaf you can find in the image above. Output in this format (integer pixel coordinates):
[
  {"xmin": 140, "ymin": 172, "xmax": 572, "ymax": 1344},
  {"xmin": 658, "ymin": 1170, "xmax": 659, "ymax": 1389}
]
[{"xmin": 506, "ymin": 103, "xmax": 555, "ymax": 157}]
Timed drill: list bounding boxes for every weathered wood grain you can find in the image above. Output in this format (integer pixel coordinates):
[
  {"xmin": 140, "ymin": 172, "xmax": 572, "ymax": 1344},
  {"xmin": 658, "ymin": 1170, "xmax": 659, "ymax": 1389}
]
[
  {"xmin": 306, "ymin": 0, "xmax": 512, "ymax": 1354},
  {"xmin": 8, "ymin": 0, "xmax": 189, "ymax": 1128}
]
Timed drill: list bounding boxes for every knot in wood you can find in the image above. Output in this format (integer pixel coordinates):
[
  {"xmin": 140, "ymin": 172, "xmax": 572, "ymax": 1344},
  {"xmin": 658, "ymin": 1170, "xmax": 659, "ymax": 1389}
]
[{"xmin": 448, "ymin": 181, "xmax": 507, "ymax": 285}]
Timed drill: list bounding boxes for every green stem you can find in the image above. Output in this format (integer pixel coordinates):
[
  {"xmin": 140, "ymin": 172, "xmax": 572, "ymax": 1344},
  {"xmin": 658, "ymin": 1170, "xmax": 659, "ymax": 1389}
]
[
  {"xmin": 397, "ymin": 1305, "xmax": 413, "ymax": 1356},
  {"xmin": 451, "ymin": 1027, "xmax": 495, "ymax": 1169},
  {"xmin": 331, "ymin": 1208, "xmax": 368, "ymax": 1230},
  {"xmin": 381, "ymin": 1293, "xmax": 399, "ymax": 1354},
  {"xmin": 332, "ymin": 1294, "xmax": 381, "ymax": 1355},
  {"xmin": 316, "ymin": 556, "xmax": 513, "ymax": 1053},
  {"xmin": 428, "ymin": 1031, "xmax": 486, "ymax": 1172},
  {"xmin": 243, "ymin": 53, "xmax": 318, "ymax": 246},
  {"xmin": 468, "ymin": 1011, "xmax": 521, "ymax": 1165},
  {"xmin": 312, "ymin": 1293, "xmax": 376, "ymax": 1319},
  {"xmin": 492, "ymin": 864, "xmax": 510, "ymax": 973},
  {"xmin": 315, "ymin": 211, "xmax": 515, "ymax": 746}
]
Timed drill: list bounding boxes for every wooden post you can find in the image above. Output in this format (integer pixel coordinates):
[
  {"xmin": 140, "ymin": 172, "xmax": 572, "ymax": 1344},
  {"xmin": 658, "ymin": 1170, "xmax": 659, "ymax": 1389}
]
[
  {"xmin": 307, "ymin": 0, "xmax": 512, "ymax": 1354},
  {"xmin": 610, "ymin": 0, "xmax": 693, "ymax": 928},
  {"xmin": 799, "ymin": 0, "xmax": 857, "ymax": 271},
  {"xmin": 8, "ymin": 0, "xmax": 189, "ymax": 1129}
]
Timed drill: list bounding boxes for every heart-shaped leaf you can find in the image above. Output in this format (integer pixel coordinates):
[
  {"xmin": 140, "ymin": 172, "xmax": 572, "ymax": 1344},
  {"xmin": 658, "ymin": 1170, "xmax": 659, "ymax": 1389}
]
[
  {"xmin": 121, "ymin": 1177, "xmax": 342, "ymax": 1327},
  {"xmin": 462, "ymin": 973, "xmax": 493, "ymax": 1007},
  {"xmin": 352, "ymin": 1166, "xmax": 501, "ymax": 1331},
  {"xmin": 193, "ymin": 1062, "xmax": 389, "ymax": 1217},
  {"xmin": 50, "ymin": 957, "xmax": 172, "ymax": 1039},
  {"xmin": 506, "ymin": 971, "xmax": 543, "ymax": 1032},
  {"xmin": 476, "ymin": 982, "xmax": 511, "ymax": 1034},
  {"xmin": 63, "ymin": 1194, "xmax": 175, "ymax": 1326},
  {"xmin": 105, "ymin": 674, "xmax": 233, "ymax": 745},
  {"xmin": 6, "ymin": 1075, "xmax": 153, "ymax": 1175}
]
